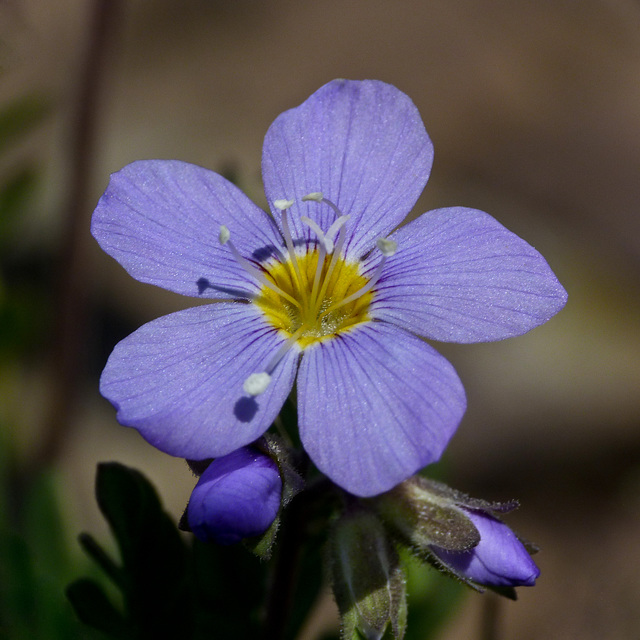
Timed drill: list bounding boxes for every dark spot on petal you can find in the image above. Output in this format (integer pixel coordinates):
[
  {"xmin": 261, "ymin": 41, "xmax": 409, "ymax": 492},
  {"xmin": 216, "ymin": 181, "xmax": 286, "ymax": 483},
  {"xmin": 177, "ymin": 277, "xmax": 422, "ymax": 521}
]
[
  {"xmin": 252, "ymin": 244, "xmax": 280, "ymax": 262},
  {"xmin": 234, "ymin": 396, "xmax": 258, "ymax": 422},
  {"xmin": 197, "ymin": 277, "xmax": 211, "ymax": 295},
  {"xmin": 196, "ymin": 277, "xmax": 252, "ymax": 299}
]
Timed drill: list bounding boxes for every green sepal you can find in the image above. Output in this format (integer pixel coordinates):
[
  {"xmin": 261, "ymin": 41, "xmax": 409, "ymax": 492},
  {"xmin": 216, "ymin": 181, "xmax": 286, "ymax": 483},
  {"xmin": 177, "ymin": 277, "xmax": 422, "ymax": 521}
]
[
  {"xmin": 244, "ymin": 435, "xmax": 305, "ymax": 560},
  {"xmin": 243, "ymin": 511, "xmax": 280, "ymax": 560},
  {"xmin": 256, "ymin": 434, "xmax": 305, "ymax": 506},
  {"xmin": 369, "ymin": 476, "xmax": 480, "ymax": 554},
  {"xmin": 329, "ymin": 509, "xmax": 407, "ymax": 640},
  {"xmin": 372, "ymin": 477, "xmax": 534, "ymax": 599},
  {"xmin": 412, "ymin": 476, "xmax": 519, "ymax": 515}
]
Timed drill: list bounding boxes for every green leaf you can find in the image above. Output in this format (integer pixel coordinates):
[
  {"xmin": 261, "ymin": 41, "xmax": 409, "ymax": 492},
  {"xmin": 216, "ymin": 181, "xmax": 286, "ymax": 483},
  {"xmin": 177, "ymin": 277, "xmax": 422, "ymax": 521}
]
[
  {"xmin": 95, "ymin": 462, "xmax": 189, "ymax": 592},
  {"xmin": 66, "ymin": 578, "xmax": 130, "ymax": 637},
  {"xmin": 188, "ymin": 538, "xmax": 265, "ymax": 638},
  {"xmin": 0, "ymin": 455, "xmax": 106, "ymax": 639},
  {"xmin": 73, "ymin": 463, "xmax": 192, "ymax": 638},
  {"xmin": 77, "ymin": 533, "xmax": 123, "ymax": 589}
]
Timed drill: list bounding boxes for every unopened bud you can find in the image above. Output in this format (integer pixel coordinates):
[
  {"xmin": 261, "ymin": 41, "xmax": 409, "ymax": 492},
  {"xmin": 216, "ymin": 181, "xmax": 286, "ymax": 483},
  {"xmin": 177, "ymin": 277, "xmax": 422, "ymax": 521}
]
[
  {"xmin": 370, "ymin": 476, "xmax": 539, "ymax": 593},
  {"xmin": 329, "ymin": 509, "xmax": 406, "ymax": 640},
  {"xmin": 185, "ymin": 446, "xmax": 282, "ymax": 546},
  {"xmin": 370, "ymin": 476, "xmax": 480, "ymax": 554}
]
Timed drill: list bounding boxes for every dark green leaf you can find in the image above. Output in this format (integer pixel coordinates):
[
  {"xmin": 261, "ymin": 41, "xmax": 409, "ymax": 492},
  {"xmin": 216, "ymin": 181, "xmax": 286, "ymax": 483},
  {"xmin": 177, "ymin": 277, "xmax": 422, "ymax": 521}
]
[
  {"xmin": 188, "ymin": 539, "xmax": 265, "ymax": 638},
  {"xmin": 76, "ymin": 463, "xmax": 192, "ymax": 638},
  {"xmin": 66, "ymin": 578, "xmax": 129, "ymax": 637},
  {"xmin": 77, "ymin": 533, "xmax": 124, "ymax": 589}
]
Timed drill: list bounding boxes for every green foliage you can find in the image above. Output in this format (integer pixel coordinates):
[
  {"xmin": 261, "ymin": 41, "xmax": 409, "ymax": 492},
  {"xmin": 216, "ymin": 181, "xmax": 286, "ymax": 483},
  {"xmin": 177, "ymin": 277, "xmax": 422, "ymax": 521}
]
[
  {"xmin": 0, "ymin": 432, "xmax": 104, "ymax": 640},
  {"xmin": 67, "ymin": 463, "xmax": 192, "ymax": 639},
  {"xmin": 67, "ymin": 463, "xmax": 271, "ymax": 639},
  {"xmin": 68, "ymin": 462, "xmax": 334, "ymax": 640}
]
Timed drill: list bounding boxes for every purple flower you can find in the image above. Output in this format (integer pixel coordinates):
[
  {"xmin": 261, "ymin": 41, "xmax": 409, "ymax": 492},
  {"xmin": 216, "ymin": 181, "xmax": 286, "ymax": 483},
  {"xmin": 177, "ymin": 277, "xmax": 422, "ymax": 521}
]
[
  {"xmin": 92, "ymin": 79, "xmax": 567, "ymax": 497},
  {"xmin": 187, "ymin": 446, "xmax": 282, "ymax": 545},
  {"xmin": 431, "ymin": 509, "xmax": 540, "ymax": 587}
]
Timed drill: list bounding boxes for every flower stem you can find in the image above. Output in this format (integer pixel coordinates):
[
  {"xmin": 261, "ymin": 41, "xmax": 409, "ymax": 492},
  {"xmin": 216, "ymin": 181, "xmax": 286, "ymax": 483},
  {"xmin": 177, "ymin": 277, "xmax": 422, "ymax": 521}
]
[
  {"xmin": 261, "ymin": 464, "xmax": 337, "ymax": 640},
  {"xmin": 262, "ymin": 477, "xmax": 307, "ymax": 640},
  {"xmin": 34, "ymin": 0, "xmax": 122, "ymax": 472}
]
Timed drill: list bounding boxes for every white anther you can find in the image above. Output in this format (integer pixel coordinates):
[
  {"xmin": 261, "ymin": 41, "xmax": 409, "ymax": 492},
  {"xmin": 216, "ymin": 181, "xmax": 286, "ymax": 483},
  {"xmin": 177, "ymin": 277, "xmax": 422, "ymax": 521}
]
[
  {"xmin": 219, "ymin": 225, "xmax": 230, "ymax": 245},
  {"xmin": 376, "ymin": 237, "xmax": 397, "ymax": 257},
  {"xmin": 273, "ymin": 199, "xmax": 294, "ymax": 211},
  {"xmin": 301, "ymin": 216, "xmax": 334, "ymax": 254},
  {"xmin": 302, "ymin": 192, "xmax": 323, "ymax": 202},
  {"xmin": 243, "ymin": 372, "xmax": 271, "ymax": 396}
]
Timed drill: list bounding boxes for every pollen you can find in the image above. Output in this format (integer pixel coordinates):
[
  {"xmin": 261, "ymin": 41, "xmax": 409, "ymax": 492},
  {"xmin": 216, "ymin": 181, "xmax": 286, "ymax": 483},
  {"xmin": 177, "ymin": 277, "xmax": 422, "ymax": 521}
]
[{"xmin": 255, "ymin": 250, "xmax": 374, "ymax": 347}]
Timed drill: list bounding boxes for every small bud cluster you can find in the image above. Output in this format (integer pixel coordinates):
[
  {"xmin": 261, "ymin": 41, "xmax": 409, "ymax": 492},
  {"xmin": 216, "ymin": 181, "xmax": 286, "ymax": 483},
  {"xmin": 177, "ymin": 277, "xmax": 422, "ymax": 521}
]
[
  {"xmin": 323, "ymin": 476, "xmax": 539, "ymax": 639},
  {"xmin": 368, "ymin": 476, "xmax": 539, "ymax": 596},
  {"xmin": 180, "ymin": 441, "xmax": 539, "ymax": 640}
]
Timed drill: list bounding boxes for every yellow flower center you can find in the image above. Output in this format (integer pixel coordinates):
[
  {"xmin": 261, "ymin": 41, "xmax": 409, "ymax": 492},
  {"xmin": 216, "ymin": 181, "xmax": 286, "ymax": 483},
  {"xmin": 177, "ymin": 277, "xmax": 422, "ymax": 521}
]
[
  {"xmin": 220, "ymin": 192, "xmax": 397, "ymax": 396},
  {"xmin": 255, "ymin": 250, "xmax": 373, "ymax": 348}
]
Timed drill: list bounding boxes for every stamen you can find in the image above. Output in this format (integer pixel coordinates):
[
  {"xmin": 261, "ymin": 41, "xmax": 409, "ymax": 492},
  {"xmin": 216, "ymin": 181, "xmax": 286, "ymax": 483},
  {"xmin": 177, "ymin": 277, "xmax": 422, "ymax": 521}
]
[
  {"xmin": 219, "ymin": 225, "xmax": 231, "ymax": 244},
  {"xmin": 309, "ymin": 230, "xmax": 328, "ymax": 312},
  {"xmin": 302, "ymin": 191, "xmax": 344, "ymax": 218},
  {"xmin": 310, "ymin": 217, "xmax": 351, "ymax": 317},
  {"xmin": 219, "ymin": 225, "xmax": 302, "ymax": 310},
  {"xmin": 301, "ymin": 216, "xmax": 334, "ymax": 254},
  {"xmin": 278, "ymin": 206, "xmax": 306, "ymax": 305},
  {"xmin": 273, "ymin": 199, "xmax": 294, "ymax": 211},
  {"xmin": 264, "ymin": 327, "xmax": 304, "ymax": 373},
  {"xmin": 243, "ymin": 327, "xmax": 304, "ymax": 396},
  {"xmin": 318, "ymin": 236, "xmax": 398, "ymax": 319},
  {"xmin": 325, "ymin": 215, "xmax": 350, "ymax": 245},
  {"xmin": 243, "ymin": 372, "xmax": 271, "ymax": 396},
  {"xmin": 301, "ymin": 194, "xmax": 354, "ymax": 318},
  {"xmin": 376, "ymin": 237, "xmax": 397, "ymax": 257}
]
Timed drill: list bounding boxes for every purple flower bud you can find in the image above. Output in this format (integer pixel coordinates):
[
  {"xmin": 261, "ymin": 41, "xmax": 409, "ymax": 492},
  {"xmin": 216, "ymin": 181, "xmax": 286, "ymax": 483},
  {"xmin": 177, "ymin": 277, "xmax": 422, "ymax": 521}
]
[
  {"xmin": 187, "ymin": 446, "xmax": 282, "ymax": 545},
  {"xmin": 431, "ymin": 509, "xmax": 540, "ymax": 587}
]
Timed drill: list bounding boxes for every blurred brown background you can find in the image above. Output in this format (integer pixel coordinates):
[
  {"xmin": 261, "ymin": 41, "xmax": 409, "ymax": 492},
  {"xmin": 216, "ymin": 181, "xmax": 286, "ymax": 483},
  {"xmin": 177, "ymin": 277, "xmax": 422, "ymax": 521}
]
[{"xmin": 1, "ymin": 0, "xmax": 639, "ymax": 638}]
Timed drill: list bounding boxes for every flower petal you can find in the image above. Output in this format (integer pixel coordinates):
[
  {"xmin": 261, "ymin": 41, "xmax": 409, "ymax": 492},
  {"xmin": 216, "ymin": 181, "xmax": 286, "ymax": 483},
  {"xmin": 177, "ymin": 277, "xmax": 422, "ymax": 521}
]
[
  {"xmin": 99, "ymin": 303, "xmax": 298, "ymax": 459},
  {"xmin": 431, "ymin": 509, "xmax": 540, "ymax": 587},
  {"xmin": 368, "ymin": 207, "xmax": 568, "ymax": 342},
  {"xmin": 262, "ymin": 79, "xmax": 433, "ymax": 259},
  {"xmin": 187, "ymin": 446, "xmax": 282, "ymax": 545},
  {"xmin": 297, "ymin": 323, "xmax": 466, "ymax": 497},
  {"xmin": 91, "ymin": 160, "xmax": 283, "ymax": 299}
]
